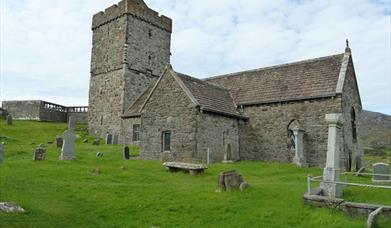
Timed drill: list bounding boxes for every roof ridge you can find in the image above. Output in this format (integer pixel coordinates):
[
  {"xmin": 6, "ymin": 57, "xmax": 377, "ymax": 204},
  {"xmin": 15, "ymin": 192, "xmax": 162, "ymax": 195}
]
[
  {"xmin": 204, "ymin": 53, "xmax": 344, "ymax": 81},
  {"xmin": 175, "ymin": 71, "xmax": 231, "ymax": 91}
]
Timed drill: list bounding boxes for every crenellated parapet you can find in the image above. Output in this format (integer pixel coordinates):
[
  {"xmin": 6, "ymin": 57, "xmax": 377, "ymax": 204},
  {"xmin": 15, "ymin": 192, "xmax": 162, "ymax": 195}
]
[{"xmin": 92, "ymin": 0, "xmax": 172, "ymax": 32}]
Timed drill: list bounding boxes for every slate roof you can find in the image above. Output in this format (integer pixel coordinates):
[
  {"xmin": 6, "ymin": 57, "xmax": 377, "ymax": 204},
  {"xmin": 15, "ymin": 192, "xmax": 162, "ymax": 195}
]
[
  {"xmin": 122, "ymin": 86, "xmax": 152, "ymax": 118},
  {"xmin": 175, "ymin": 72, "xmax": 243, "ymax": 118},
  {"xmin": 205, "ymin": 53, "xmax": 345, "ymax": 106}
]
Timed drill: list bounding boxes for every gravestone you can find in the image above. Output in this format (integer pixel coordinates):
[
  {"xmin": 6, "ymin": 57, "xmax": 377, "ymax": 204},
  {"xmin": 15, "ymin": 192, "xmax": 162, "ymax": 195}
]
[
  {"xmin": 33, "ymin": 145, "xmax": 46, "ymax": 161},
  {"xmin": 6, "ymin": 115, "xmax": 12, "ymax": 125},
  {"xmin": 217, "ymin": 170, "xmax": 248, "ymax": 192},
  {"xmin": 96, "ymin": 152, "xmax": 103, "ymax": 157},
  {"xmin": 222, "ymin": 144, "xmax": 232, "ymax": 163},
  {"xmin": 60, "ymin": 130, "xmax": 76, "ymax": 160},
  {"xmin": 372, "ymin": 163, "xmax": 390, "ymax": 183},
  {"xmin": 207, "ymin": 148, "xmax": 213, "ymax": 164},
  {"xmin": 0, "ymin": 144, "xmax": 3, "ymax": 163},
  {"xmin": 92, "ymin": 139, "xmax": 100, "ymax": 146},
  {"xmin": 68, "ymin": 116, "xmax": 76, "ymax": 130},
  {"xmin": 113, "ymin": 134, "xmax": 119, "ymax": 145},
  {"xmin": 56, "ymin": 136, "xmax": 63, "ymax": 148},
  {"xmin": 0, "ymin": 202, "xmax": 25, "ymax": 213},
  {"xmin": 123, "ymin": 146, "xmax": 130, "ymax": 160},
  {"xmin": 105, "ymin": 133, "xmax": 112, "ymax": 144}
]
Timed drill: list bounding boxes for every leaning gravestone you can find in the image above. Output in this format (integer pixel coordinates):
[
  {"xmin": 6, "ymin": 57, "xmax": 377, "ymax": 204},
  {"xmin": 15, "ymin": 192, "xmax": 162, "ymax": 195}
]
[
  {"xmin": 372, "ymin": 163, "xmax": 390, "ymax": 183},
  {"xmin": 68, "ymin": 116, "xmax": 76, "ymax": 130},
  {"xmin": 113, "ymin": 134, "xmax": 119, "ymax": 145},
  {"xmin": 105, "ymin": 133, "xmax": 112, "ymax": 144},
  {"xmin": 0, "ymin": 144, "xmax": 3, "ymax": 163},
  {"xmin": 56, "ymin": 136, "xmax": 63, "ymax": 148},
  {"xmin": 123, "ymin": 146, "xmax": 130, "ymax": 160},
  {"xmin": 60, "ymin": 118, "xmax": 76, "ymax": 160},
  {"xmin": 6, "ymin": 115, "xmax": 12, "ymax": 125},
  {"xmin": 33, "ymin": 145, "xmax": 46, "ymax": 161}
]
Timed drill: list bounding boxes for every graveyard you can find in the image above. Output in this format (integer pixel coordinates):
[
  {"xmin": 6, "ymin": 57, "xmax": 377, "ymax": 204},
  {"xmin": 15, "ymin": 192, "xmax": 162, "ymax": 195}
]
[{"xmin": 0, "ymin": 119, "xmax": 390, "ymax": 227}]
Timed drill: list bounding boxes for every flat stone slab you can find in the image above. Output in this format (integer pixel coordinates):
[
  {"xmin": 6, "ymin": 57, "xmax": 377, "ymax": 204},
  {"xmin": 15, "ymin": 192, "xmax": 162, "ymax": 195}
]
[
  {"xmin": 163, "ymin": 162, "xmax": 207, "ymax": 175},
  {"xmin": 0, "ymin": 202, "xmax": 25, "ymax": 213}
]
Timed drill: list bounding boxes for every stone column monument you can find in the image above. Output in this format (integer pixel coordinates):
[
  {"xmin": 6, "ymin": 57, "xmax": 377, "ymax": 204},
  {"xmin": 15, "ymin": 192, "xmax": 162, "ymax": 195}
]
[
  {"xmin": 60, "ymin": 117, "xmax": 76, "ymax": 160},
  {"xmin": 292, "ymin": 127, "xmax": 306, "ymax": 167},
  {"xmin": 321, "ymin": 113, "xmax": 344, "ymax": 198}
]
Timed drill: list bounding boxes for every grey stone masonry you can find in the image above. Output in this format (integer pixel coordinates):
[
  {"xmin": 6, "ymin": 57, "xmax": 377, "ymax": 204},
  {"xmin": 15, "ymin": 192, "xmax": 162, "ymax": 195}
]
[{"xmin": 88, "ymin": 0, "xmax": 172, "ymax": 139}]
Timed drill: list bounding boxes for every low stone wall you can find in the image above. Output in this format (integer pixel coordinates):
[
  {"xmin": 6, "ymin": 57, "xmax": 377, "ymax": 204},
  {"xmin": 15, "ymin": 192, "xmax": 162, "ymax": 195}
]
[{"xmin": 2, "ymin": 100, "xmax": 88, "ymax": 123}]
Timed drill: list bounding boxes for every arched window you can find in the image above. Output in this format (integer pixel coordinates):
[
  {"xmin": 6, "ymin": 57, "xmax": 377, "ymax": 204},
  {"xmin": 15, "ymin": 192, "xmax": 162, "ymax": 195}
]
[{"xmin": 351, "ymin": 108, "xmax": 357, "ymax": 143}]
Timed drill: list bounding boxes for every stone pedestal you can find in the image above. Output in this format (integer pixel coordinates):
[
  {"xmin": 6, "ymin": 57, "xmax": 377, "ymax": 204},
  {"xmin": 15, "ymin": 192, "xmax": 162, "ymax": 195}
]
[
  {"xmin": 321, "ymin": 113, "xmax": 344, "ymax": 198},
  {"xmin": 292, "ymin": 127, "xmax": 306, "ymax": 167}
]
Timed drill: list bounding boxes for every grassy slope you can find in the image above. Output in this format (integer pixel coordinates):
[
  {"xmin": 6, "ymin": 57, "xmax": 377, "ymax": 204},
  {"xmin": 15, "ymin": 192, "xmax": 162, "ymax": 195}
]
[{"xmin": 0, "ymin": 120, "xmax": 390, "ymax": 227}]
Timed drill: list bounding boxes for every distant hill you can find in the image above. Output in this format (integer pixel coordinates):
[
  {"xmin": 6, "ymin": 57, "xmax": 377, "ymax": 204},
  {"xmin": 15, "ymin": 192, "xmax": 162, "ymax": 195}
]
[{"xmin": 361, "ymin": 110, "xmax": 391, "ymax": 148}]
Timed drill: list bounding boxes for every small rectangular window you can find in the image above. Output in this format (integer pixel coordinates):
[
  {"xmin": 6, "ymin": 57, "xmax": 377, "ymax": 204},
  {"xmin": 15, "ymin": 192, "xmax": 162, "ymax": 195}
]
[
  {"xmin": 133, "ymin": 124, "xmax": 140, "ymax": 142},
  {"xmin": 162, "ymin": 131, "xmax": 171, "ymax": 152}
]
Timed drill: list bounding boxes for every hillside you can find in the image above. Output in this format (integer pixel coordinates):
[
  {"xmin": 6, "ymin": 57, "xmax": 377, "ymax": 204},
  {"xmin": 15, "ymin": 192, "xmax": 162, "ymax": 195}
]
[
  {"xmin": 361, "ymin": 110, "xmax": 391, "ymax": 147},
  {"xmin": 0, "ymin": 120, "xmax": 390, "ymax": 227}
]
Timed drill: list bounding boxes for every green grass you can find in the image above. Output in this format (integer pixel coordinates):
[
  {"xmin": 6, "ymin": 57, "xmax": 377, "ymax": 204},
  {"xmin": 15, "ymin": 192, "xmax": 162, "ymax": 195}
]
[{"xmin": 0, "ymin": 120, "xmax": 390, "ymax": 227}]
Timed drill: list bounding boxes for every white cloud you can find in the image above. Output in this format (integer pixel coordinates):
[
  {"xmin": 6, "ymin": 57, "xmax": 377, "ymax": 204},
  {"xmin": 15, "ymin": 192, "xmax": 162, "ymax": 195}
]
[{"xmin": 1, "ymin": 0, "xmax": 390, "ymax": 114}]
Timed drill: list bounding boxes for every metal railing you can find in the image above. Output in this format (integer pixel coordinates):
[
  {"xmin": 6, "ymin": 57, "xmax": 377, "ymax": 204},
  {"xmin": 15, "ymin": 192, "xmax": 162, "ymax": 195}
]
[{"xmin": 307, "ymin": 172, "xmax": 391, "ymax": 194}]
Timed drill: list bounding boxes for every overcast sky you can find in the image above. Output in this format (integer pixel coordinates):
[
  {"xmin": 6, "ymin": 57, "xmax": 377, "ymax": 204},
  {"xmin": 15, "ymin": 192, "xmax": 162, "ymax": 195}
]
[{"xmin": 1, "ymin": 0, "xmax": 390, "ymax": 114}]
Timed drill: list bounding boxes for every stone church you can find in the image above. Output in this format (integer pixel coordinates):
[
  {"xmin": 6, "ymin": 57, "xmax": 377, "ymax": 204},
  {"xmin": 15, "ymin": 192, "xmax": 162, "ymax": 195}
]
[{"xmin": 88, "ymin": 0, "xmax": 363, "ymax": 170}]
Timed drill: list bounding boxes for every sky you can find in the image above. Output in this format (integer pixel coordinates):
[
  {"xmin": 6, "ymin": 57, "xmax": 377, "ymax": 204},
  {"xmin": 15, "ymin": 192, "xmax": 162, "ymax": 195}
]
[{"xmin": 1, "ymin": 0, "xmax": 390, "ymax": 114}]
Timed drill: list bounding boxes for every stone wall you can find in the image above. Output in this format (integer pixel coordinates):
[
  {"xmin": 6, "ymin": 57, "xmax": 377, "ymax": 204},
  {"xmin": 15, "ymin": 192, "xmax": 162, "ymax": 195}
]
[
  {"xmin": 88, "ymin": 0, "xmax": 171, "ymax": 139},
  {"xmin": 341, "ymin": 57, "xmax": 363, "ymax": 171},
  {"xmin": 239, "ymin": 97, "xmax": 342, "ymax": 167},
  {"xmin": 196, "ymin": 112, "xmax": 239, "ymax": 162},
  {"xmin": 141, "ymin": 71, "xmax": 198, "ymax": 161},
  {"xmin": 2, "ymin": 100, "xmax": 41, "ymax": 120},
  {"xmin": 121, "ymin": 116, "xmax": 141, "ymax": 145}
]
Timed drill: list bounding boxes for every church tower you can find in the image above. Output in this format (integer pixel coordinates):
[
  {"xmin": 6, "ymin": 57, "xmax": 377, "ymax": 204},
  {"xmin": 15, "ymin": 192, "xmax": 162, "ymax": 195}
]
[{"xmin": 88, "ymin": 0, "xmax": 172, "ymax": 137}]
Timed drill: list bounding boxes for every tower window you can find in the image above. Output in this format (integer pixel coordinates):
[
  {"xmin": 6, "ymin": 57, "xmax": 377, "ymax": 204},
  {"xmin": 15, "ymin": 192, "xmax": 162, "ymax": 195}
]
[
  {"xmin": 148, "ymin": 55, "xmax": 152, "ymax": 64},
  {"xmin": 162, "ymin": 131, "xmax": 171, "ymax": 152},
  {"xmin": 148, "ymin": 29, "xmax": 152, "ymax": 39}
]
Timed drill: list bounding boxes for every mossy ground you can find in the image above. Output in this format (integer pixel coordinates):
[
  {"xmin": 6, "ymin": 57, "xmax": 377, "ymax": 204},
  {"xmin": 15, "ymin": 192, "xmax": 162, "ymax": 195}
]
[{"xmin": 0, "ymin": 120, "xmax": 390, "ymax": 227}]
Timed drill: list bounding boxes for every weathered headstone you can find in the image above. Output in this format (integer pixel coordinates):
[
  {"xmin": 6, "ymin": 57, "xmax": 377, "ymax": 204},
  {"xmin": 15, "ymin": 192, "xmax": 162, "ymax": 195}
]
[
  {"xmin": 321, "ymin": 113, "xmax": 344, "ymax": 198},
  {"xmin": 96, "ymin": 152, "xmax": 103, "ymax": 157},
  {"xmin": 372, "ymin": 163, "xmax": 390, "ymax": 183},
  {"xmin": 113, "ymin": 134, "xmax": 119, "ymax": 145},
  {"xmin": 56, "ymin": 136, "xmax": 63, "ymax": 148},
  {"xmin": 217, "ymin": 170, "xmax": 248, "ymax": 192},
  {"xmin": 92, "ymin": 139, "xmax": 100, "ymax": 146},
  {"xmin": 105, "ymin": 133, "xmax": 112, "ymax": 144},
  {"xmin": 68, "ymin": 116, "xmax": 76, "ymax": 130},
  {"xmin": 60, "ymin": 130, "xmax": 76, "ymax": 160},
  {"xmin": 207, "ymin": 148, "xmax": 213, "ymax": 164},
  {"xmin": 123, "ymin": 146, "xmax": 130, "ymax": 160},
  {"xmin": 6, "ymin": 115, "xmax": 12, "ymax": 125},
  {"xmin": 0, "ymin": 144, "xmax": 3, "ymax": 163},
  {"xmin": 33, "ymin": 145, "xmax": 46, "ymax": 161},
  {"xmin": 222, "ymin": 144, "xmax": 232, "ymax": 163},
  {"xmin": 292, "ymin": 127, "xmax": 306, "ymax": 167}
]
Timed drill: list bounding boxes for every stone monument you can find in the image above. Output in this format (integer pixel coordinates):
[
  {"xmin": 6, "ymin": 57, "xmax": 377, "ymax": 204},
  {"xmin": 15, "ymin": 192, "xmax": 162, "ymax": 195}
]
[
  {"xmin": 6, "ymin": 115, "xmax": 12, "ymax": 125},
  {"xmin": 105, "ymin": 133, "xmax": 112, "ymax": 144},
  {"xmin": 292, "ymin": 127, "xmax": 306, "ymax": 167},
  {"xmin": 60, "ymin": 118, "xmax": 76, "ymax": 160},
  {"xmin": 33, "ymin": 145, "xmax": 46, "ymax": 161},
  {"xmin": 222, "ymin": 144, "xmax": 233, "ymax": 163},
  {"xmin": 56, "ymin": 136, "xmax": 63, "ymax": 148},
  {"xmin": 113, "ymin": 134, "xmax": 119, "ymax": 145},
  {"xmin": 372, "ymin": 163, "xmax": 390, "ymax": 183},
  {"xmin": 321, "ymin": 113, "xmax": 344, "ymax": 198},
  {"xmin": 123, "ymin": 146, "xmax": 130, "ymax": 160}
]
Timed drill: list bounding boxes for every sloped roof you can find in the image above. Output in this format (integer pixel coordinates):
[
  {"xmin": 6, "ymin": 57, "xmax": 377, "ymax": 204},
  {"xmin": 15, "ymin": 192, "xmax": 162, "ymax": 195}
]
[
  {"xmin": 175, "ymin": 72, "xmax": 243, "ymax": 118},
  {"xmin": 122, "ymin": 86, "xmax": 152, "ymax": 118},
  {"xmin": 205, "ymin": 53, "xmax": 345, "ymax": 106}
]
